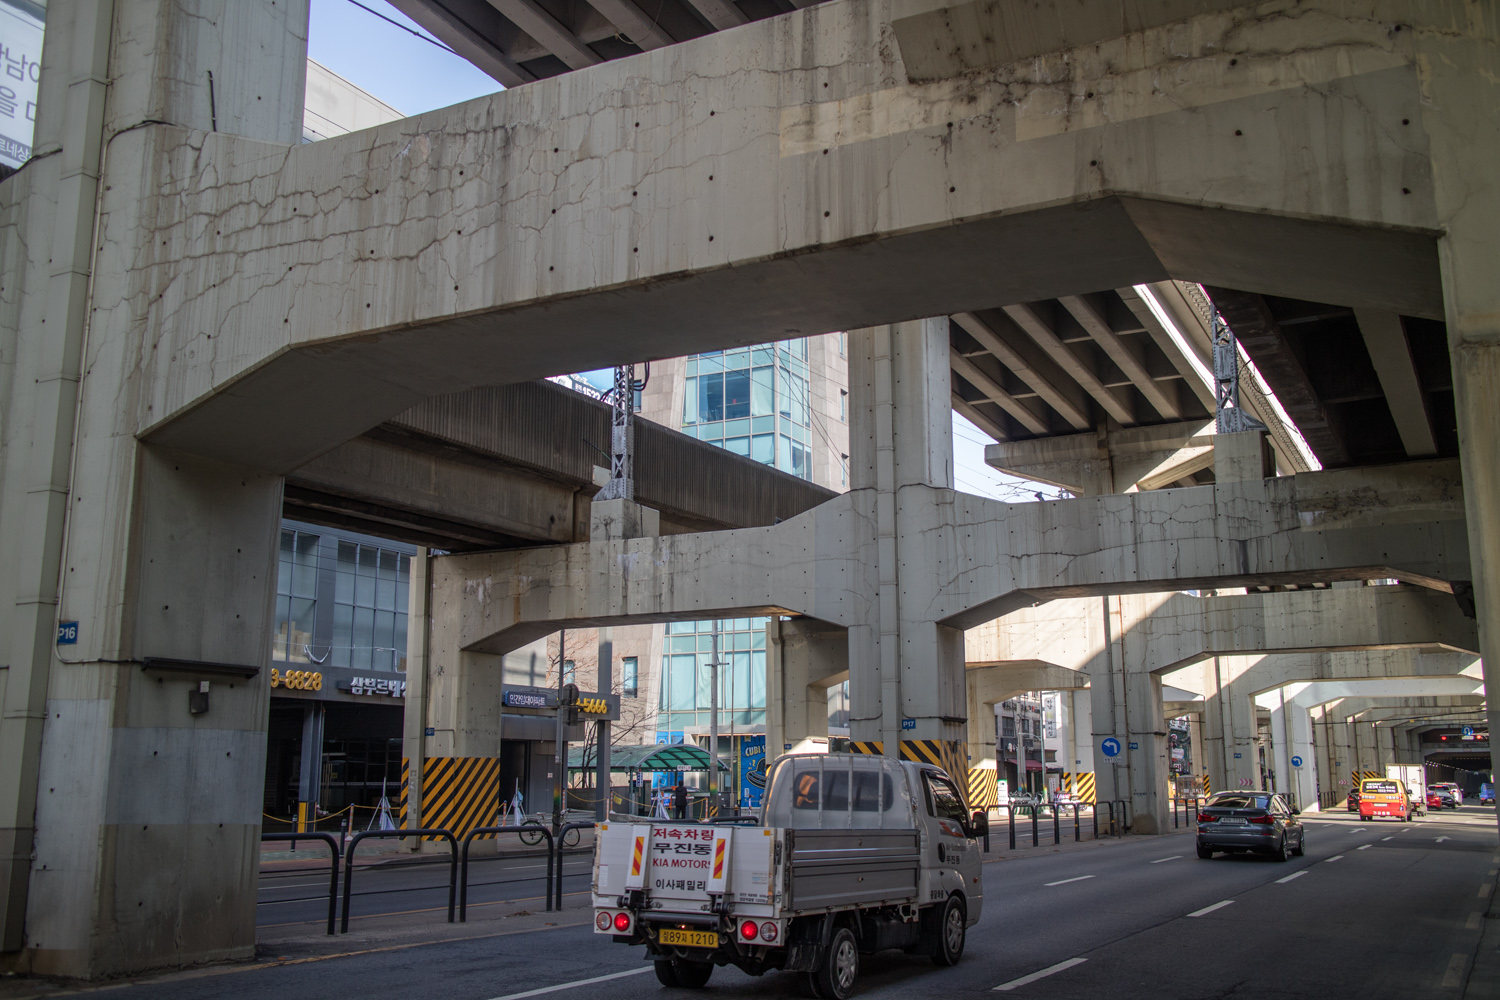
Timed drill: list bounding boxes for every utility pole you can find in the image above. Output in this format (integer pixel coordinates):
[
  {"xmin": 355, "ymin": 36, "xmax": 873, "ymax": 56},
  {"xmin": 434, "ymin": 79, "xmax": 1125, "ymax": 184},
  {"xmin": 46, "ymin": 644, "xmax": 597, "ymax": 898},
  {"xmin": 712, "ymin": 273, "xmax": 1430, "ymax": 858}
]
[
  {"xmin": 1212, "ymin": 312, "xmax": 1267, "ymax": 434},
  {"xmin": 596, "ymin": 628, "xmax": 612, "ymax": 822},
  {"xmin": 597, "ymin": 365, "xmax": 641, "ymax": 501},
  {"xmin": 553, "ymin": 629, "xmax": 566, "ymax": 834},
  {"xmin": 709, "ymin": 620, "xmax": 720, "ymax": 817}
]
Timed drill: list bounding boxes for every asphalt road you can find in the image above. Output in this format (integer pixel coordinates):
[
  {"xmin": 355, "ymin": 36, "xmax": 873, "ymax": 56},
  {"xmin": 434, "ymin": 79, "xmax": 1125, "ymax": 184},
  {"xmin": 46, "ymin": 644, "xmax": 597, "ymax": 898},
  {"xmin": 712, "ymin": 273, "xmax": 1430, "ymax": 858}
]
[{"xmin": 24, "ymin": 808, "xmax": 1500, "ymax": 1000}]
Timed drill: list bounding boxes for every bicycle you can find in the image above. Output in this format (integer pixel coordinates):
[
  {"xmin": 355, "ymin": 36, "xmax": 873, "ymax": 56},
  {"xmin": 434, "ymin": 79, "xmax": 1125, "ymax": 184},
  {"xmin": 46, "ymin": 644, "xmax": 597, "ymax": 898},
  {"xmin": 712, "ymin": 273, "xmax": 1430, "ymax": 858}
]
[{"xmin": 516, "ymin": 814, "xmax": 580, "ymax": 848}]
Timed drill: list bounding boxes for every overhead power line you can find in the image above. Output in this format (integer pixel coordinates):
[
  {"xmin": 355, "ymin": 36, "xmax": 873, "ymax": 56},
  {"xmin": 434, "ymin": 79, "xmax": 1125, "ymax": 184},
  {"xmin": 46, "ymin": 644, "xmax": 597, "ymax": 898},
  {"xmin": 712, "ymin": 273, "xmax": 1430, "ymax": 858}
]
[{"xmin": 341, "ymin": 0, "xmax": 458, "ymax": 54}]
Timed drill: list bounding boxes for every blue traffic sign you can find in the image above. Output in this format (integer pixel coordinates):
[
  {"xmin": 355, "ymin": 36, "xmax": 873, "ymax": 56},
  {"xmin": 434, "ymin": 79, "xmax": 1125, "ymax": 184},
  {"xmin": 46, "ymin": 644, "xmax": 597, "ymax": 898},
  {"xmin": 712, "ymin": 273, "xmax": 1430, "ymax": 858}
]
[
  {"xmin": 901, "ymin": 718, "xmax": 916, "ymax": 731},
  {"xmin": 1100, "ymin": 737, "xmax": 1122, "ymax": 758},
  {"xmin": 1291, "ymin": 755, "xmax": 1304, "ymax": 768},
  {"xmin": 1463, "ymin": 726, "xmax": 1474, "ymax": 738}
]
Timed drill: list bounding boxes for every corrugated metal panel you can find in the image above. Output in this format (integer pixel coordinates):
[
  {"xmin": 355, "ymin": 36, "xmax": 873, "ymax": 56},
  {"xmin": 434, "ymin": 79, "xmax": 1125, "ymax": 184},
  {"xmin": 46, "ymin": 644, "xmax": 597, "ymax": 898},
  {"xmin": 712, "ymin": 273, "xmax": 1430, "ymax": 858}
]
[{"xmin": 386, "ymin": 381, "xmax": 836, "ymax": 529}]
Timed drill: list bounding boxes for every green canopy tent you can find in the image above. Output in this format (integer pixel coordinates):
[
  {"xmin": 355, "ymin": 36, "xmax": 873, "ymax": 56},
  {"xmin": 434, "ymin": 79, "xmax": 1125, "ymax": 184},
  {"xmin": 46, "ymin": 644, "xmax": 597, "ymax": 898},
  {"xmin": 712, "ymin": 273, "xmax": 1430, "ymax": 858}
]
[{"xmin": 567, "ymin": 743, "xmax": 733, "ymax": 774}]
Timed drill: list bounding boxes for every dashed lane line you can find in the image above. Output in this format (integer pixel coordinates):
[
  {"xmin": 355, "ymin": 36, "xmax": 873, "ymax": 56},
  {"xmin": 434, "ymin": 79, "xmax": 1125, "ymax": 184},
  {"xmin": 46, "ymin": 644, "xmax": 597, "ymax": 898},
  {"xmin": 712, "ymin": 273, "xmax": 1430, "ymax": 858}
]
[
  {"xmin": 1150, "ymin": 856, "xmax": 1182, "ymax": 864},
  {"xmin": 1480, "ymin": 883, "xmax": 1492, "ymax": 899},
  {"xmin": 1441, "ymin": 953, "xmax": 1467, "ymax": 989},
  {"xmin": 1275, "ymin": 871, "xmax": 1306, "ymax": 884},
  {"xmin": 1357, "ymin": 845, "xmax": 1371, "ymax": 851},
  {"xmin": 993, "ymin": 957, "xmax": 1088, "ymax": 991},
  {"xmin": 1382, "ymin": 837, "xmax": 1394, "ymax": 842},
  {"xmin": 485, "ymin": 967, "xmax": 655, "ymax": 1000},
  {"xmin": 1467, "ymin": 912, "xmax": 1483, "ymax": 930},
  {"xmin": 1325, "ymin": 855, "xmax": 1344, "ymax": 863},
  {"xmin": 1045, "ymin": 875, "xmax": 1096, "ymax": 886},
  {"xmin": 1187, "ymin": 900, "xmax": 1234, "ymax": 918}
]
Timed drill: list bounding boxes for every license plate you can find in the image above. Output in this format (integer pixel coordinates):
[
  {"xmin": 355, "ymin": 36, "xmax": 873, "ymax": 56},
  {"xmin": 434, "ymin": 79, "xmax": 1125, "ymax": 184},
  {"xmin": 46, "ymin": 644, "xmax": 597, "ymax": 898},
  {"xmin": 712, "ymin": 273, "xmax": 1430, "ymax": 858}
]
[
  {"xmin": 658, "ymin": 928, "xmax": 719, "ymax": 949},
  {"xmin": 1220, "ymin": 818, "xmax": 1247, "ymax": 826}
]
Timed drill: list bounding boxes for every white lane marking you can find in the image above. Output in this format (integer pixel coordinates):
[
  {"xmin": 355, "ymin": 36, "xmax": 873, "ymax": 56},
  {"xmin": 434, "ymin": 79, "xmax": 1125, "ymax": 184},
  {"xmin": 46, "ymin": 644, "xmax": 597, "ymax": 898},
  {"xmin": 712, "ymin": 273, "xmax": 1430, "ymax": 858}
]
[
  {"xmin": 1045, "ymin": 875, "xmax": 1096, "ymax": 886},
  {"xmin": 1357, "ymin": 845, "xmax": 1371, "ymax": 851},
  {"xmin": 1275, "ymin": 871, "xmax": 1306, "ymax": 884},
  {"xmin": 1442, "ymin": 953, "xmax": 1466, "ymax": 989},
  {"xmin": 1325, "ymin": 855, "xmax": 1344, "ymax": 863},
  {"xmin": 993, "ymin": 957, "xmax": 1088, "ymax": 991},
  {"xmin": 1382, "ymin": 837, "xmax": 1394, "ymax": 842},
  {"xmin": 1479, "ymin": 884, "xmax": 1492, "ymax": 898},
  {"xmin": 1187, "ymin": 900, "xmax": 1234, "ymax": 917},
  {"xmin": 1467, "ymin": 912, "xmax": 1483, "ymax": 930},
  {"xmin": 1350, "ymin": 827, "xmax": 1366, "ymax": 833},
  {"xmin": 1150, "ymin": 856, "xmax": 1183, "ymax": 864},
  {"xmin": 484, "ymin": 967, "xmax": 654, "ymax": 1000},
  {"xmin": 1436, "ymin": 836, "xmax": 1452, "ymax": 843}
]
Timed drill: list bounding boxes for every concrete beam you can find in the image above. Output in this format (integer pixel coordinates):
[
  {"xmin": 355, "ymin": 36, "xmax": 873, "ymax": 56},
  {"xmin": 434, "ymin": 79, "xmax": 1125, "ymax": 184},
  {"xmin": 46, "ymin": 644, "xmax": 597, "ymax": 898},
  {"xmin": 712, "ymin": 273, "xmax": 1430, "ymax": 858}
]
[
  {"xmin": 1354, "ymin": 310, "xmax": 1438, "ymax": 458},
  {"xmin": 441, "ymin": 462, "xmax": 1470, "ymax": 656},
  {"xmin": 986, "ymin": 419, "xmax": 1214, "ymax": 496},
  {"xmin": 118, "ymin": 0, "xmax": 1456, "ymax": 470}
]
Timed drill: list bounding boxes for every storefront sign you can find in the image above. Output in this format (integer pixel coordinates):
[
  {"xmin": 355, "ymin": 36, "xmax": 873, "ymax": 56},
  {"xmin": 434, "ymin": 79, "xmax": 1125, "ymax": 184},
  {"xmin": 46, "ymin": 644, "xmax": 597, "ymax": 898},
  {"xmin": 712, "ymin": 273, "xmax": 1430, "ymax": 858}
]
[
  {"xmin": 0, "ymin": 3, "xmax": 43, "ymax": 169},
  {"xmin": 341, "ymin": 675, "xmax": 406, "ymax": 698},
  {"xmin": 504, "ymin": 689, "xmax": 552, "ymax": 709},
  {"xmin": 271, "ymin": 668, "xmax": 322, "ymax": 691}
]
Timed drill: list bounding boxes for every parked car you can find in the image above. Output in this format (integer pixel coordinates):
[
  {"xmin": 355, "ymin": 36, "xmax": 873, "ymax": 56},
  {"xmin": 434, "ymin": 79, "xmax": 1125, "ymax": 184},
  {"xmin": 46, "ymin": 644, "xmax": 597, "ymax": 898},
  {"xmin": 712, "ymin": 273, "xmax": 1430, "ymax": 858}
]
[
  {"xmin": 1197, "ymin": 791, "xmax": 1305, "ymax": 862},
  {"xmin": 1346, "ymin": 789, "xmax": 1361, "ymax": 813},
  {"xmin": 1481, "ymin": 783, "xmax": 1494, "ymax": 806}
]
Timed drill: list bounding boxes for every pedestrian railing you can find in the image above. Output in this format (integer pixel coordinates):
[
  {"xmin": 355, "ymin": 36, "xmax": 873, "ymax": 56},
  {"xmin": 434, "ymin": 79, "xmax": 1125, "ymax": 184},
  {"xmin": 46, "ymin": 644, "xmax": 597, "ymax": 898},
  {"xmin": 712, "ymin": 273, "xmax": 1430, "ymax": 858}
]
[
  {"xmin": 260, "ymin": 831, "xmax": 341, "ymax": 935},
  {"xmin": 458, "ymin": 825, "xmax": 555, "ymax": 921},
  {"xmin": 554, "ymin": 822, "xmax": 596, "ymax": 910},
  {"xmin": 341, "ymin": 828, "xmax": 458, "ymax": 933}
]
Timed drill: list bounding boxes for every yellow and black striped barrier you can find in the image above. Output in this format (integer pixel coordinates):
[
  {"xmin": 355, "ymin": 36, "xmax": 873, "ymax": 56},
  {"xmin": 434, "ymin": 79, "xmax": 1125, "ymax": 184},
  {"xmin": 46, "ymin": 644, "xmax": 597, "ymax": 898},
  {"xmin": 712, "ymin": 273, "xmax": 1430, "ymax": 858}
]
[
  {"xmin": 1062, "ymin": 772, "xmax": 1096, "ymax": 804},
  {"xmin": 967, "ymin": 768, "xmax": 1000, "ymax": 809},
  {"xmin": 400, "ymin": 756, "xmax": 500, "ymax": 839},
  {"xmin": 1201, "ymin": 772, "xmax": 1211, "ymax": 796},
  {"xmin": 849, "ymin": 739, "xmax": 972, "ymax": 807}
]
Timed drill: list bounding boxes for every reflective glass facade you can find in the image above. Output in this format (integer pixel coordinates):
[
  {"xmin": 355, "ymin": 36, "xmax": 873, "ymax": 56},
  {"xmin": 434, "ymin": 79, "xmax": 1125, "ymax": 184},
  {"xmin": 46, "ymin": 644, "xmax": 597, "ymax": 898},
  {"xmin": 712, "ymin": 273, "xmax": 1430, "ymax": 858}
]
[
  {"xmin": 681, "ymin": 339, "xmax": 814, "ymax": 479},
  {"xmin": 657, "ymin": 619, "xmax": 768, "ymax": 731}
]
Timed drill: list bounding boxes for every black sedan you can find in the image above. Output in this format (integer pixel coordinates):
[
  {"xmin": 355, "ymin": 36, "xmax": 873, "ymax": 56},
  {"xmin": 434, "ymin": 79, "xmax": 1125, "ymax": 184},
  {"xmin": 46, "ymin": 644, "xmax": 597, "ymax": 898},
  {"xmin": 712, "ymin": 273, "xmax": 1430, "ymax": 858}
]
[{"xmin": 1197, "ymin": 791, "xmax": 1305, "ymax": 862}]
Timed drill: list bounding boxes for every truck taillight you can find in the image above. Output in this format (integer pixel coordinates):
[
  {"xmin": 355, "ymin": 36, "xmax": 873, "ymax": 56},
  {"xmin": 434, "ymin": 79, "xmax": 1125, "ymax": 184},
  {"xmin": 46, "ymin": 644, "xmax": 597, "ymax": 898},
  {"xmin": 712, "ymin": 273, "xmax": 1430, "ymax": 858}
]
[
  {"xmin": 614, "ymin": 912, "xmax": 632, "ymax": 932},
  {"xmin": 741, "ymin": 920, "xmax": 759, "ymax": 941},
  {"xmin": 759, "ymin": 922, "xmax": 779, "ymax": 943},
  {"xmin": 596, "ymin": 912, "xmax": 612, "ymax": 932}
]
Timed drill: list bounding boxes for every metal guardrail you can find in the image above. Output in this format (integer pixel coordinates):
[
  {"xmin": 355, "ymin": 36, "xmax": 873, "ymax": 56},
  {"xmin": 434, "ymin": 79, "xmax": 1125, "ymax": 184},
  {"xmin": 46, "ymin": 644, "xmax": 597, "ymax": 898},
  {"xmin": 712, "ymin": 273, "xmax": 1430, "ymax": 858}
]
[
  {"xmin": 459, "ymin": 825, "xmax": 555, "ymax": 920},
  {"xmin": 1171, "ymin": 796, "xmax": 1203, "ymax": 829},
  {"xmin": 261, "ymin": 831, "xmax": 341, "ymax": 936},
  {"xmin": 342, "ymin": 828, "xmax": 457, "ymax": 933}
]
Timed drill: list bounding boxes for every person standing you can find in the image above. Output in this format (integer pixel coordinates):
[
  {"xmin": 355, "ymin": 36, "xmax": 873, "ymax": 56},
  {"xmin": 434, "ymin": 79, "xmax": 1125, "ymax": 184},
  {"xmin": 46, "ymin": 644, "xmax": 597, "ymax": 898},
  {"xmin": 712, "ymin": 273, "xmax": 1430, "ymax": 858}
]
[{"xmin": 673, "ymin": 780, "xmax": 688, "ymax": 820}]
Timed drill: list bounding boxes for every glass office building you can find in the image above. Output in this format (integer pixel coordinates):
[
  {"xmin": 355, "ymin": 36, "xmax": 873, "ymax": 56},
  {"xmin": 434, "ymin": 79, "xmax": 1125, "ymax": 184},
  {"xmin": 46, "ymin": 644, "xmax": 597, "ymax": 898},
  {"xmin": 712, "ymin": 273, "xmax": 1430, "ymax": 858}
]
[{"xmin": 680, "ymin": 339, "xmax": 816, "ymax": 480}]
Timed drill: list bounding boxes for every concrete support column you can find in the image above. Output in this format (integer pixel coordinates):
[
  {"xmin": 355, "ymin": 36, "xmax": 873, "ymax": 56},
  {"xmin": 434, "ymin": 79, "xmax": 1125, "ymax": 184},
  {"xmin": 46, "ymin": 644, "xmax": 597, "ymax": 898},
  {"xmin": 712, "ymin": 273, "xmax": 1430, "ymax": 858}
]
[
  {"xmin": 1070, "ymin": 689, "xmax": 1094, "ymax": 779},
  {"xmin": 1187, "ymin": 716, "xmax": 1206, "ymax": 794},
  {"xmin": 765, "ymin": 617, "xmax": 846, "ymax": 757},
  {"xmin": 1123, "ymin": 665, "xmax": 1169, "ymax": 834},
  {"xmin": 847, "ymin": 319, "xmax": 962, "ymax": 755},
  {"xmin": 1286, "ymin": 701, "xmax": 1318, "ymax": 812},
  {"xmin": 1421, "ymin": 21, "xmax": 1500, "ymax": 831},
  {"xmin": 400, "ymin": 548, "xmax": 431, "ymax": 844}
]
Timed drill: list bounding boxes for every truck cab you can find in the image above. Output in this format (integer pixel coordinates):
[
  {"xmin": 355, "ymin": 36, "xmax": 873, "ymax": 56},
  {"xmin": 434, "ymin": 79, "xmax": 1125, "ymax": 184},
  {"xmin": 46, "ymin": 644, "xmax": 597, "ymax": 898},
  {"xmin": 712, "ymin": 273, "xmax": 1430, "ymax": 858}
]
[{"xmin": 591, "ymin": 752, "xmax": 984, "ymax": 998}]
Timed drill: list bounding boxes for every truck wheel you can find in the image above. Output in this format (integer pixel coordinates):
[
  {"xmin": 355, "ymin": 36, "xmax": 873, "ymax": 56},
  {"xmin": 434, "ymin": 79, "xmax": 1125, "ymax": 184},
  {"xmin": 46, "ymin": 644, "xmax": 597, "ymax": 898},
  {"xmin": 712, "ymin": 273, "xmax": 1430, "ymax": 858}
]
[
  {"xmin": 656, "ymin": 959, "xmax": 712, "ymax": 988},
  {"xmin": 931, "ymin": 895, "xmax": 967, "ymax": 966},
  {"xmin": 810, "ymin": 927, "xmax": 859, "ymax": 1000}
]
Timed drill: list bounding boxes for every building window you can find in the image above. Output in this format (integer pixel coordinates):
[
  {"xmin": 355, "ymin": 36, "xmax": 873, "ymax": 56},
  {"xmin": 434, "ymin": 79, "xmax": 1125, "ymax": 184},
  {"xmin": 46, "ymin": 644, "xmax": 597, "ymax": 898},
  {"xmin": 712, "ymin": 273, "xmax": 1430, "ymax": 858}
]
[
  {"xmin": 840, "ymin": 388, "xmax": 847, "ymax": 422},
  {"xmin": 564, "ymin": 659, "xmax": 576, "ymax": 685},
  {"xmin": 622, "ymin": 657, "xmax": 638, "ymax": 698},
  {"xmin": 838, "ymin": 332, "xmax": 845, "ymax": 356},
  {"xmin": 657, "ymin": 619, "xmax": 769, "ymax": 730},
  {"xmin": 332, "ymin": 541, "xmax": 411, "ymax": 671},
  {"xmin": 275, "ymin": 529, "xmax": 319, "ymax": 663},
  {"xmin": 682, "ymin": 340, "xmax": 812, "ymax": 480}
]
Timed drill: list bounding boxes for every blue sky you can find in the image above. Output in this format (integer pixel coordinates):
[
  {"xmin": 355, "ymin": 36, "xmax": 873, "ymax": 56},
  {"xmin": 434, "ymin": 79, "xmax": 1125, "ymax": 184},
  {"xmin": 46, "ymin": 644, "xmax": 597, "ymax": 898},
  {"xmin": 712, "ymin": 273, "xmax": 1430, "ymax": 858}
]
[{"xmin": 308, "ymin": 0, "xmax": 1040, "ymax": 502}]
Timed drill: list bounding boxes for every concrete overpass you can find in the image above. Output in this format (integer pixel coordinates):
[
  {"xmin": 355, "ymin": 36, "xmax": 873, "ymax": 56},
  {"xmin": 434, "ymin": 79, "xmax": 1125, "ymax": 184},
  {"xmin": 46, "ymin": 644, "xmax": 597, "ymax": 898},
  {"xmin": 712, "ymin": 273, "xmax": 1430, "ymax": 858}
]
[{"xmin": 3, "ymin": 0, "xmax": 1499, "ymax": 980}]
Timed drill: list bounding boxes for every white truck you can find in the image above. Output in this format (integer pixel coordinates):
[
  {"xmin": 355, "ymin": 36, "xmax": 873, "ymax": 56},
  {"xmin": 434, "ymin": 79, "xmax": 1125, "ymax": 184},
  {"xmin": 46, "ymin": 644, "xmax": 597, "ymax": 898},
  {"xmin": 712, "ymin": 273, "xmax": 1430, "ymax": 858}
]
[
  {"xmin": 592, "ymin": 753, "xmax": 985, "ymax": 999},
  {"xmin": 1386, "ymin": 764, "xmax": 1427, "ymax": 816}
]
